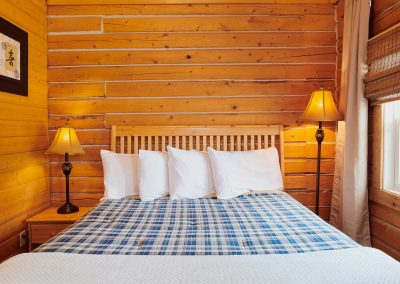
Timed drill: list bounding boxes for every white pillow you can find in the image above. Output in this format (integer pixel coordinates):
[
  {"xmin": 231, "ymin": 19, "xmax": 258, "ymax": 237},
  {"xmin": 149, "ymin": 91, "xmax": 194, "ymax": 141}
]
[
  {"xmin": 207, "ymin": 147, "xmax": 283, "ymax": 199},
  {"xmin": 167, "ymin": 146, "xmax": 215, "ymax": 199},
  {"xmin": 100, "ymin": 150, "xmax": 139, "ymax": 199},
  {"xmin": 139, "ymin": 150, "xmax": 169, "ymax": 201}
]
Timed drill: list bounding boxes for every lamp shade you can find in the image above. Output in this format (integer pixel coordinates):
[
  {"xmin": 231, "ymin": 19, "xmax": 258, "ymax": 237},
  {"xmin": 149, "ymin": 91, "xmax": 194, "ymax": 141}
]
[
  {"xmin": 47, "ymin": 125, "xmax": 85, "ymax": 155},
  {"xmin": 300, "ymin": 88, "xmax": 344, "ymax": 121}
]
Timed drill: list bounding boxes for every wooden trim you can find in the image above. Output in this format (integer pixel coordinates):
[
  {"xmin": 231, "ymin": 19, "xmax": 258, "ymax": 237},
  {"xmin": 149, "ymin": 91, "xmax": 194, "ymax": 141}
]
[
  {"xmin": 47, "ymin": 0, "xmax": 337, "ymax": 5},
  {"xmin": 372, "ymin": 105, "xmax": 383, "ymax": 189},
  {"xmin": 111, "ymin": 125, "xmax": 285, "ymax": 177}
]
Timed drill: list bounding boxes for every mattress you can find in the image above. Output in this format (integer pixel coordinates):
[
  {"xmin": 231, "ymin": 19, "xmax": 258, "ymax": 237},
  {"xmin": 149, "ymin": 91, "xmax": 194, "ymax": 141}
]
[{"xmin": 35, "ymin": 192, "xmax": 358, "ymax": 255}]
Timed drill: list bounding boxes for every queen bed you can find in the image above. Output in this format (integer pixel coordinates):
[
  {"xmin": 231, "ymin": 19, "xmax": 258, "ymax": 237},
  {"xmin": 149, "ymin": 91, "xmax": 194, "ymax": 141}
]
[{"xmin": 0, "ymin": 125, "xmax": 399, "ymax": 283}]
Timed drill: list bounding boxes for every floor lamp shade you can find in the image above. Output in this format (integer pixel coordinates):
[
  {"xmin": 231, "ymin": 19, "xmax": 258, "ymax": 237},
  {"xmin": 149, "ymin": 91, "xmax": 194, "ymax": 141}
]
[
  {"xmin": 300, "ymin": 88, "xmax": 343, "ymax": 216},
  {"xmin": 300, "ymin": 89, "xmax": 343, "ymax": 122},
  {"xmin": 47, "ymin": 124, "xmax": 84, "ymax": 214}
]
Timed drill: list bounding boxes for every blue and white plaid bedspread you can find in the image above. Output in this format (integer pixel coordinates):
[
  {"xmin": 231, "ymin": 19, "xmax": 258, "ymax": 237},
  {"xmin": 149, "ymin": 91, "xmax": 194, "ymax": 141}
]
[{"xmin": 36, "ymin": 193, "xmax": 358, "ymax": 255}]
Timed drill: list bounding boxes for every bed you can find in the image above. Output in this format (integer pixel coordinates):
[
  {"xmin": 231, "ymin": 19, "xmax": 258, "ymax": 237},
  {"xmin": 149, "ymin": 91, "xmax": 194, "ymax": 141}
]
[{"xmin": 0, "ymin": 125, "xmax": 399, "ymax": 284}]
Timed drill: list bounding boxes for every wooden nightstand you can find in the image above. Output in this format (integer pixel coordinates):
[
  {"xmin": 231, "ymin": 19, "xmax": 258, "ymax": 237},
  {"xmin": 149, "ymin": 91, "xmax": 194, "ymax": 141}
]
[{"xmin": 27, "ymin": 207, "xmax": 92, "ymax": 251}]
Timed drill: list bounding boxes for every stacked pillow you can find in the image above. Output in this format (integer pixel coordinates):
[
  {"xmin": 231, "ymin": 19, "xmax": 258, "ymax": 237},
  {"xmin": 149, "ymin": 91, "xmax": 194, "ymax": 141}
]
[{"xmin": 101, "ymin": 146, "xmax": 283, "ymax": 201}]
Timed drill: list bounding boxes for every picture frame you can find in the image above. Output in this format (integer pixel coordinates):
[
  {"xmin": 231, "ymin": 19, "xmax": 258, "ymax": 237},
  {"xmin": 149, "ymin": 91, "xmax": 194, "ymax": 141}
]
[{"xmin": 0, "ymin": 17, "xmax": 28, "ymax": 97}]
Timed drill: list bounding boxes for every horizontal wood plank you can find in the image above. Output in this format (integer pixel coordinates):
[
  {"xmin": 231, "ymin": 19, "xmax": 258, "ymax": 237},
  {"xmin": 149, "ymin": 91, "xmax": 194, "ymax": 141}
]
[
  {"xmin": 47, "ymin": 0, "xmax": 338, "ymax": 5},
  {"xmin": 48, "ymin": 17, "xmax": 102, "ymax": 32},
  {"xmin": 49, "ymin": 112, "xmax": 300, "ymax": 130},
  {"xmin": 48, "ymin": 83, "xmax": 105, "ymax": 98},
  {"xmin": 371, "ymin": 237, "xmax": 400, "ymax": 261},
  {"xmin": 48, "ymin": 96, "xmax": 309, "ymax": 114},
  {"xmin": 48, "ymin": 4, "xmax": 334, "ymax": 16},
  {"xmin": 48, "ymin": 47, "xmax": 336, "ymax": 66},
  {"xmin": 285, "ymin": 159, "xmax": 335, "ymax": 174},
  {"xmin": 49, "ymin": 115, "xmax": 105, "ymax": 129},
  {"xmin": 370, "ymin": 201, "xmax": 400, "ymax": 229},
  {"xmin": 48, "ymin": 64, "xmax": 335, "ymax": 82},
  {"xmin": 370, "ymin": 216, "xmax": 400, "ymax": 252},
  {"xmin": 373, "ymin": 2, "xmax": 400, "ymax": 35},
  {"xmin": 105, "ymin": 80, "xmax": 335, "ymax": 98},
  {"xmin": 48, "ymin": 32, "xmax": 336, "ymax": 49},
  {"xmin": 105, "ymin": 112, "xmax": 303, "ymax": 127},
  {"xmin": 103, "ymin": 15, "xmax": 335, "ymax": 32}
]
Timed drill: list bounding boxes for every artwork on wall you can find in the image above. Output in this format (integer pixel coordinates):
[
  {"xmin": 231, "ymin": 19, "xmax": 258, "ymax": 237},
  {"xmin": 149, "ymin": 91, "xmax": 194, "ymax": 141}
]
[{"xmin": 0, "ymin": 17, "xmax": 28, "ymax": 97}]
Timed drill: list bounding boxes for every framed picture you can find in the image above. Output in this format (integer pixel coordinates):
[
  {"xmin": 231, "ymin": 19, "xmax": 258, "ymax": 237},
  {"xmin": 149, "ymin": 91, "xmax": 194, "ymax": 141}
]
[{"xmin": 0, "ymin": 17, "xmax": 28, "ymax": 97}]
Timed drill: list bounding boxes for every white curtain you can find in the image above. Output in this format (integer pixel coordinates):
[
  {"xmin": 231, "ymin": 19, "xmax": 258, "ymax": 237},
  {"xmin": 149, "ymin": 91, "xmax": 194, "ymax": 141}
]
[{"xmin": 330, "ymin": 0, "xmax": 371, "ymax": 246}]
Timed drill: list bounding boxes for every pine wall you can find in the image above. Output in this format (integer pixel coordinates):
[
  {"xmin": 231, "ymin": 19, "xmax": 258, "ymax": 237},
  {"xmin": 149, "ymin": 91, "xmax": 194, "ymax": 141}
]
[
  {"xmin": 0, "ymin": 0, "xmax": 49, "ymax": 262},
  {"xmin": 46, "ymin": 0, "xmax": 340, "ymax": 221},
  {"xmin": 369, "ymin": 0, "xmax": 400, "ymax": 261}
]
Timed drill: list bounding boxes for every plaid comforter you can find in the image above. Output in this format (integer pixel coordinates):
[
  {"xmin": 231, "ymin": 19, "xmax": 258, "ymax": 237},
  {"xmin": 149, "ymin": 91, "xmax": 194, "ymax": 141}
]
[{"xmin": 36, "ymin": 193, "xmax": 358, "ymax": 255}]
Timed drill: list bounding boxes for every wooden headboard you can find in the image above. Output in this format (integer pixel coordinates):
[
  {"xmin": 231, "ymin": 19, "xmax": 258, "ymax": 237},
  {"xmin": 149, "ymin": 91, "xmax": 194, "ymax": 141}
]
[{"xmin": 111, "ymin": 125, "xmax": 285, "ymax": 175}]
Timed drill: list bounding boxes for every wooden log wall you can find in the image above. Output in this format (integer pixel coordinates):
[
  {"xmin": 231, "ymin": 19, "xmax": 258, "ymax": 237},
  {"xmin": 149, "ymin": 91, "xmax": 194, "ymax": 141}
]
[
  {"xmin": 0, "ymin": 1, "xmax": 49, "ymax": 262},
  {"xmin": 47, "ymin": 1, "xmax": 339, "ymax": 220},
  {"xmin": 336, "ymin": 0, "xmax": 343, "ymax": 99},
  {"xmin": 371, "ymin": 0, "xmax": 400, "ymax": 36},
  {"xmin": 369, "ymin": 0, "xmax": 400, "ymax": 261}
]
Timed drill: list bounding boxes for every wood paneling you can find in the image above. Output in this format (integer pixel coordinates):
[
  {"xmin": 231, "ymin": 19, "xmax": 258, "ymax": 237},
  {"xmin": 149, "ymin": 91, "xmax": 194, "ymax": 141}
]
[
  {"xmin": 371, "ymin": 0, "xmax": 400, "ymax": 35},
  {"xmin": 49, "ymin": 47, "xmax": 336, "ymax": 66},
  {"xmin": 102, "ymin": 15, "xmax": 335, "ymax": 32},
  {"xmin": 48, "ymin": 4, "xmax": 335, "ymax": 16},
  {"xmin": 368, "ymin": 2, "xmax": 400, "ymax": 261},
  {"xmin": 48, "ymin": 17, "xmax": 102, "ymax": 33},
  {"xmin": 47, "ymin": 0, "xmax": 338, "ymax": 5},
  {"xmin": 48, "ymin": 32, "xmax": 336, "ymax": 49},
  {"xmin": 47, "ymin": 2, "xmax": 338, "ymax": 220},
  {"xmin": 0, "ymin": 0, "xmax": 49, "ymax": 262},
  {"xmin": 336, "ymin": 0, "xmax": 344, "ymax": 98}
]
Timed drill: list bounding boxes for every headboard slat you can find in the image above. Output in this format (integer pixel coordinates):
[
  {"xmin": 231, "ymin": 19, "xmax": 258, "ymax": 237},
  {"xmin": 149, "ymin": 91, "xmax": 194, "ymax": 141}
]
[
  {"xmin": 111, "ymin": 125, "xmax": 285, "ymax": 176},
  {"xmin": 120, "ymin": 136, "xmax": 125, "ymax": 153},
  {"xmin": 223, "ymin": 136, "xmax": 228, "ymax": 151},
  {"xmin": 188, "ymin": 136, "xmax": 193, "ymax": 150},
  {"xmin": 250, "ymin": 136, "xmax": 255, "ymax": 150},
  {"xmin": 243, "ymin": 135, "xmax": 248, "ymax": 150}
]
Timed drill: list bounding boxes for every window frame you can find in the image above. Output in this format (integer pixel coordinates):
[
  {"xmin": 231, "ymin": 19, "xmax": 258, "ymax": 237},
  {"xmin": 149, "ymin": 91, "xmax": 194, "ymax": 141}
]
[{"xmin": 377, "ymin": 102, "xmax": 400, "ymax": 195}]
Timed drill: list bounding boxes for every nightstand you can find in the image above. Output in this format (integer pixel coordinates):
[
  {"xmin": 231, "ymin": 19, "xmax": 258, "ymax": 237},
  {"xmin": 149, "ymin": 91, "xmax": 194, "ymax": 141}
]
[{"xmin": 27, "ymin": 207, "xmax": 92, "ymax": 251}]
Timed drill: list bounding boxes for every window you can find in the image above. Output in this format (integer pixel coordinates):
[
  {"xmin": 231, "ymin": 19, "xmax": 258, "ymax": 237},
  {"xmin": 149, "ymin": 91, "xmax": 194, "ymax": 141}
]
[{"xmin": 382, "ymin": 101, "xmax": 400, "ymax": 194}]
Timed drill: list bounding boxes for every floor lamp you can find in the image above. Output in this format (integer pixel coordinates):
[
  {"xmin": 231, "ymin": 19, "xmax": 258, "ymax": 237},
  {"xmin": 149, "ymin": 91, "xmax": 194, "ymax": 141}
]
[
  {"xmin": 300, "ymin": 88, "xmax": 343, "ymax": 216},
  {"xmin": 47, "ymin": 123, "xmax": 85, "ymax": 214}
]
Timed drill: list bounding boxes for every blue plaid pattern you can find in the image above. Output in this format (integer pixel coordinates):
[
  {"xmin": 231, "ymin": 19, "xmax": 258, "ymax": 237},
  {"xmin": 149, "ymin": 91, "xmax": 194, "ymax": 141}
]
[{"xmin": 36, "ymin": 193, "xmax": 358, "ymax": 255}]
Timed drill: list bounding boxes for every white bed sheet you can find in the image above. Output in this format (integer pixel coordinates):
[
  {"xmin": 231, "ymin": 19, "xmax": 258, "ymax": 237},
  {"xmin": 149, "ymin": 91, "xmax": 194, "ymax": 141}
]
[{"xmin": 0, "ymin": 247, "xmax": 399, "ymax": 284}]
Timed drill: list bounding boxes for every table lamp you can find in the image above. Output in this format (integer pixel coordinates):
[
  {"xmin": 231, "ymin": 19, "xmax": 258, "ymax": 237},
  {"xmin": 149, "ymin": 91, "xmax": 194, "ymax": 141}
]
[
  {"xmin": 300, "ymin": 88, "xmax": 343, "ymax": 216},
  {"xmin": 47, "ymin": 123, "xmax": 85, "ymax": 214}
]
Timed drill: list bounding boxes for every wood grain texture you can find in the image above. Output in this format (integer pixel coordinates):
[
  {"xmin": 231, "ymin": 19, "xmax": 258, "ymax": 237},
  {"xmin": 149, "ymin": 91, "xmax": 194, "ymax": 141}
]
[
  {"xmin": 48, "ymin": 17, "xmax": 102, "ymax": 33},
  {"xmin": 48, "ymin": 32, "xmax": 336, "ymax": 49},
  {"xmin": 102, "ymin": 15, "xmax": 335, "ymax": 32},
  {"xmin": 47, "ymin": 2, "xmax": 338, "ymax": 221},
  {"xmin": 48, "ymin": 4, "xmax": 335, "ymax": 16},
  {"xmin": 47, "ymin": 0, "xmax": 338, "ymax": 5},
  {"xmin": 48, "ymin": 47, "xmax": 336, "ymax": 66},
  {"xmin": 368, "ymin": 1, "xmax": 400, "ymax": 261},
  {"xmin": 371, "ymin": 0, "xmax": 400, "ymax": 35},
  {"xmin": 48, "ymin": 65, "xmax": 335, "ymax": 82},
  {"xmin": 0, "ymin": 0, "xmax": 49, "ymax": 262},
  {"xmin": 335, "ymin": 0, "xmax": 343, "ymax": 98}
]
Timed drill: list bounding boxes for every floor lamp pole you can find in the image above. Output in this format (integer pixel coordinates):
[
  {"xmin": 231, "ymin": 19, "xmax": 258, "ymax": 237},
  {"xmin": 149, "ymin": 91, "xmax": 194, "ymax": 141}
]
[
  {"xmin": 58, "ymin": 153, "xmax": 79, "ymax": 214},
  {"xmin": 315, "ymin": 121, "xmax": 325, "ymax": 216}
]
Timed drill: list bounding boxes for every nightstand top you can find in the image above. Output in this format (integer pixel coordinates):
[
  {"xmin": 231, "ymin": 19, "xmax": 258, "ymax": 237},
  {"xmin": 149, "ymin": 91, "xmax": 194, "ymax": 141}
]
[{"xmin": 27, "ymin": 207, "xmax": 93, "ymax": 223}]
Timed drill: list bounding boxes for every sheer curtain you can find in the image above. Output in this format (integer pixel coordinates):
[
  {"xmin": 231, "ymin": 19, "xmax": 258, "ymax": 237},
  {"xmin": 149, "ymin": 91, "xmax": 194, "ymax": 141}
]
[{"xmin": 330, "ymin": 0, "xmax": 371, "ymax": 246}]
